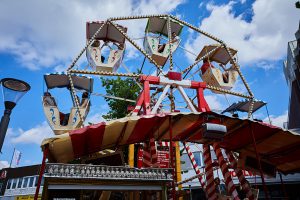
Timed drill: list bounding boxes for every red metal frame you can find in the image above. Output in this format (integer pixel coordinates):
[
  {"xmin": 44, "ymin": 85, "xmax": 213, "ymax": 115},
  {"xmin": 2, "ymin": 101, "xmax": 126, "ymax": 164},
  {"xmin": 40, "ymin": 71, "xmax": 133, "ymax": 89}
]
[
  {"xmin": 133, "ymin": 75, "xmax": 210, "ymax": 115},
  {"xmin": 34, "ymin": 147, "xmax": 48, "ymax": 200}
]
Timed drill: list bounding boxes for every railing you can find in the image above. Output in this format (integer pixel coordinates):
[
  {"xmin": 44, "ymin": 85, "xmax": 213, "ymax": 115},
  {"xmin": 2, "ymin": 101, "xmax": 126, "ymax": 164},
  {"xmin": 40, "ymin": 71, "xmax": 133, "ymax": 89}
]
[{"xmin": 44, "ymin": 163, "xmax": 173, "ymax": 181}]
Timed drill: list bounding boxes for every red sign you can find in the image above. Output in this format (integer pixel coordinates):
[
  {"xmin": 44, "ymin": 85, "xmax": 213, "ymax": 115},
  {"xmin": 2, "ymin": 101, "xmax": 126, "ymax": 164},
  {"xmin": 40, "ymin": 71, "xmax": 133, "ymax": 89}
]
[{"xmin": 157, "ymin": 149, "xmax": 170, "ymax": 168}]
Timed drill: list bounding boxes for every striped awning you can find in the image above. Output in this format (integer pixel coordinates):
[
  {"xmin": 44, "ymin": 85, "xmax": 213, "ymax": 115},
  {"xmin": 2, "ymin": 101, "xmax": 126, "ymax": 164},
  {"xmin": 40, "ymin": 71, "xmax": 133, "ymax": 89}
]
[{"xmin": 41, "ymin": 112, "xmax": 300, "ymax": 174}]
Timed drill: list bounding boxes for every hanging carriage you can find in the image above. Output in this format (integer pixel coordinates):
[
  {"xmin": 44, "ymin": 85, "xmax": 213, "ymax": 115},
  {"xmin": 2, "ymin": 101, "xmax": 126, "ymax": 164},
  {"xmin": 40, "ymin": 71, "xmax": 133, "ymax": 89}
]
[
  {"xmin": 86, "ymin": 21, "xmax": 127, "ymax": 72},
  {"xmin": 143, "ymin": 17, "xmax": 183, "ymax": 66},
  {"xmin": 197, "ymin": 45, "xmax": 239, "ymax": 92},
  {"xmin": 42, "ymin": 73, "xmax": 93, "ymax": 135}
]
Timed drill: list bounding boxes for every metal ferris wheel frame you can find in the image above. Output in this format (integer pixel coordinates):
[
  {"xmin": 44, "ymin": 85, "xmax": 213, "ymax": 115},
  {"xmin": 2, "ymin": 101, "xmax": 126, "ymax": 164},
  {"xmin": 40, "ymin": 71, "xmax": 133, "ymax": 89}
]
[{"xmin": 64, "ymin": 14, "xmax": 255, "ymax": 127}]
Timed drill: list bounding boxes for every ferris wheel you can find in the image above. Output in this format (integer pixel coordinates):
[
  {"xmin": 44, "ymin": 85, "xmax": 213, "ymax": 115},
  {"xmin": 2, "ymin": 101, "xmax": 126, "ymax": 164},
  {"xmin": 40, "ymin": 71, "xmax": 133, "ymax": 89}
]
[
  {"xmin": 39, "ymin": 15, "xmax": 292, "ymax": 200},
  {"xmin": 41, "ymin": 14, "xmax": 255, "ymax": 133}
]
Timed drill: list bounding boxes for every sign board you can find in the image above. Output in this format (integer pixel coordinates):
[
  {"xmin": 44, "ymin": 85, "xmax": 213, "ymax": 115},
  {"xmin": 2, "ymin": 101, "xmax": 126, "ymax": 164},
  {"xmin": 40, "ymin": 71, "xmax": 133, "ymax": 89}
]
[
  {"xmin": 15, "ymin": 195, "xmax": 41, "ymax": 200},
  {"xmin": 157, "ymin": 146, "xmax": 171, "ymax": 168}
]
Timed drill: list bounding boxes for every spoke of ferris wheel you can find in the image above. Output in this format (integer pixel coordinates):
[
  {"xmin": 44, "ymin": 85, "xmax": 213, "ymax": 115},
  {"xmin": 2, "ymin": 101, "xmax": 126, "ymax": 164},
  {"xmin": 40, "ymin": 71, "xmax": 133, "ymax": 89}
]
[
  {"xmin": 121, "ymin": 63, "xmax": 143, "ymax": 89},
  {"xmin": 160, "ymin": 37, "xmax": 198, "ymax": 57},
  {"xmin": 93, "ymin": 93, "xmax": 136, "ymax": 103},
  {"xmin": 109, "ymin": 14, "xmax": 169, "ymax": 21},
  {"xmin": 108, "ymin": 20, "xmax": 165, "ymax": 75},
  {"xmin": 167, "ymin": 16, "xmax": 174, "ymax": 71},
  {"xmin": 67, "ymin": 21, "xmax": 106, "ymax": 71},
  {"xmin": 69, "ymin": 69, "xmax": 141, "ymax": 78},
  {"xmin": 181, "ymin": 45, "xmax": 221, "ymax": 75}
]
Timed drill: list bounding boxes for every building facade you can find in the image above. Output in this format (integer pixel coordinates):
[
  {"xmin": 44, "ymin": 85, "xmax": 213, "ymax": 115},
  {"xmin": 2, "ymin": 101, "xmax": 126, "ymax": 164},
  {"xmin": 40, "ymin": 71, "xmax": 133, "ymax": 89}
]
[
  {"xmin": 283, "ymin": 21, "xmax": 300, "ymax": 129},
  {"xmin": 0, "ymin": 165, "xmax": 43, "ymax": 200}
]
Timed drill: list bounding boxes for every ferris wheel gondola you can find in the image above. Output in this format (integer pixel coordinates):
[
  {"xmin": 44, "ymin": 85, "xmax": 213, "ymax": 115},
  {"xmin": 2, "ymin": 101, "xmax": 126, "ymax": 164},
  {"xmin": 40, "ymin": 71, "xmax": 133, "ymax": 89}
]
[
  {"xmin": 86, "ymin": 21, "xmax": 126, "ymax": 72},
  {"xmin": 42, "ymin": 73, "xmax": 93, "ymax": 135},
  {"xmin": 197, "ymin": 45, "xmax": 239, "ymax": 92},
  {"xmin": 143, "ymin": 17, "xmax": 183, "ymax": 66}
]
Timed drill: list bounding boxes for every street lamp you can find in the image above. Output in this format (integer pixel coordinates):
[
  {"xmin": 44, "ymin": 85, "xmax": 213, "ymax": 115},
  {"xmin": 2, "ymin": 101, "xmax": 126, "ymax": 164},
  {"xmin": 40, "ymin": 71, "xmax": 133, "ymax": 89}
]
[{"xmin": 0, "ymin": 78, "xmax": 31, "ymax": 152}]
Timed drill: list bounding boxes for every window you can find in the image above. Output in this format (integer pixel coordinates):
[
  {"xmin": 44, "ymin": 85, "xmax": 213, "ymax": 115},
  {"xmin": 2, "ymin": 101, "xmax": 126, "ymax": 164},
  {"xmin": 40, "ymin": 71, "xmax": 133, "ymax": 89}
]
[
  {"xmin": 34, "ymin": 176, "xmax": 39, "ymax": 187},
  {"xmin": 12, "ymin": 179, "xmax": 17, "ymax": 189},
  {"xmin": 22, "ymin": 177, "xmax": 29, "ymax": 188},
  {"xmin": 180, "ymin": 154, "xmax": 192, "ymax": 171},
  {"xmin": 194, "ymin": 151, "xmax": 202, "ymax": 166},
  {"xmin": 41, "ymin": 177, "xmax": 44, "ymax": 186},
  {"xmin": 29, "ymin": 177, "xmax": 34, "ymax": 187},
  {"xmin": 34, "ymin": 176, "xmax": 44, "ymax": 187},
  {"xmin": 6, "ymin": 179, "xmax": 12, "ymax": 189},
  {"xmin": 17, "ymin": 178, "xmax": 23, "ymax": 188},
  {"xmin": 211, "ymin": 150, "xmax": 217, "ymax": 160}
]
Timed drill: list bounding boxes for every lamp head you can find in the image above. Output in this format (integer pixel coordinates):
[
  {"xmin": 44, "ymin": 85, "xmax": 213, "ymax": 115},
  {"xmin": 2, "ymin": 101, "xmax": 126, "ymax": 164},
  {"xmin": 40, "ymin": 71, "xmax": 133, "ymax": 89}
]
[{"xmin": 1, "ymin": 78, "xmax": 31, "ymax": 110}]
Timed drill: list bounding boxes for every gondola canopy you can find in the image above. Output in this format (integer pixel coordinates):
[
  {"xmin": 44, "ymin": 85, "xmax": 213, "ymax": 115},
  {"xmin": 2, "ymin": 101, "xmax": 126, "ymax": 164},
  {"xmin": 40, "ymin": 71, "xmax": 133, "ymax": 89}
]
[
  {"xmin": 196, "ymin": 44, "xmax": 237, "ymax": 65},
  {"xmin": 86, "ymin": 21, "xmax": 127, "ymax": 45},
  {"xmin": 222, "ymin": 99, "xmax": 266, "ymax": 114},
  {"xmin": 44, "ymin": 73, "xmax": 93, "ymax": 92},
  {"xmin": 145, "ymin": 17, "xmax": 183, "ymax": 37}
]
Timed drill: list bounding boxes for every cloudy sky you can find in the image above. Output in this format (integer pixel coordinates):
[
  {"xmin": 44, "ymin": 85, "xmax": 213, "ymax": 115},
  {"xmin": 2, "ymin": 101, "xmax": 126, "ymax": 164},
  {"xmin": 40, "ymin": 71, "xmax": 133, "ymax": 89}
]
[{"xmin": 0, "ymin": 0, "xmax": 299, "ymax": 168}]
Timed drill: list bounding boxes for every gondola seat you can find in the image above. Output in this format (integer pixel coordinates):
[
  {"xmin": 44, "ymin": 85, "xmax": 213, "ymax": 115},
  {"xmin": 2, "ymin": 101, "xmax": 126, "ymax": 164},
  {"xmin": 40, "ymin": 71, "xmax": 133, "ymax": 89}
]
[
  {"xmin": 86, "ymin": 44, "xmax": 124, "ymax": 72},
  {"xmin": 201, "ymin": 67, "xmax": 238, "ymax": 93},
  {"xmin": 43, "ymin": 97, "xmax": 90, "ymax": 135},
  {"xmin": 143, "ymin": 36, "xmax": 180, "ymax": 66}
]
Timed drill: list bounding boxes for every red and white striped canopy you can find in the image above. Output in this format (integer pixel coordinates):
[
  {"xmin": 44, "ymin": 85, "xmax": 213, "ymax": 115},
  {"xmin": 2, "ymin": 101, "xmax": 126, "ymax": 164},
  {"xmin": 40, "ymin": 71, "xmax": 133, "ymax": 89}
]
[{"xmin": 41, "ymin": 112, "xmax": 300, "ymax": 174}]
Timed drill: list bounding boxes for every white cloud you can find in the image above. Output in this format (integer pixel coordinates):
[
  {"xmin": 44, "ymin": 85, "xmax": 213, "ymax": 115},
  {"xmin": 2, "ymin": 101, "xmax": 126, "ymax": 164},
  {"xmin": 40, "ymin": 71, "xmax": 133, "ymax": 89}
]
[
  {"xmin": 0, "ymin": 0, "xmax": 184, "ymax": 71},
  {"xmin": 205, "ymin": 95, "xmax": 224, "ymax": 111},
  {"xmin": 0, "ymin": 161, "xmax": 9, "ymax": 169},
  {"xmin": 85, "ymin": 113, "xmax": 106, "ymax": 125},
  {"xmin": 10, "ymin": 122, "xmax": 53, "ymax": 145},
  {"xmin": 264, "ymin": 111, "xmax": 288, "ymax": 128},
  {"xmin": 185, "ymin": 0, "xmax": 300, "ymax": 67}
]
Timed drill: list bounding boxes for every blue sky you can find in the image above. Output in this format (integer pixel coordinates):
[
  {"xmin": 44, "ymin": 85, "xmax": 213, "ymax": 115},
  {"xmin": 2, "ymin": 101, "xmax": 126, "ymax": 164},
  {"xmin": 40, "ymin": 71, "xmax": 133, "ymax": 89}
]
[{"xmin": 0, "ymin": 0, "xmax": 299, "ymax": 167}]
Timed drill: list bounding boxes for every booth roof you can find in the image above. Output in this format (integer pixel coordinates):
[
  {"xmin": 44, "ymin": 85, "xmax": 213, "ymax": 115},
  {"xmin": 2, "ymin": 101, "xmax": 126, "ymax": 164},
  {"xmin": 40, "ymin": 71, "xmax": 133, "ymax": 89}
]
[{"xmin": 41, "ymin": 112, "xmax": 300, "ymax": 174}]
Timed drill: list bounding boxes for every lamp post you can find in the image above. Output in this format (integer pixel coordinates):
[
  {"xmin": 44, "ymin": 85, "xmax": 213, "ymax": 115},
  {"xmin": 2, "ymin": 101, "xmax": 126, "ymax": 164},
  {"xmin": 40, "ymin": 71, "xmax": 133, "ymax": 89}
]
[{"xmin": 0, "ymin": 78, "xmax": 30, "ymax": 153}]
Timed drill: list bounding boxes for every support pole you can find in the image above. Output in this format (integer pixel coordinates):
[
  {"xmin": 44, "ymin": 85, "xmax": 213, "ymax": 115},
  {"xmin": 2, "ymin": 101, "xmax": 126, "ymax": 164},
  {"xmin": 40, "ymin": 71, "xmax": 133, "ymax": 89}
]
[
  {"xmin": 128, "ymin": 144, "xmax": 134, "ymax": 167},
  {"xmin": 137, "ymin": 145, "xmax": 143, "ymax": 168},
  {"xmin": 183, "ymin": 143, "xmax": 206, "ymax": 190},
  {"xmin": 196, "ymin": 87, "xmax": 210, "ymax": 112},
  {"xmin": 203, "ymin": 144, "xmax": 218, "ymax": 200},
  {"xmin": 149, "ymin": 137, "xmax": 158, "ymax": 167},
  {"xmin": 9, "ymin": 148, "xmax": 15, "ymax": 168},
  {"xmin": 226, "ymin": 150, "xmax": 255, "ymax": 200},
  {"xmin": 249, "ymin": 123, "xmax": 270, "ymax": 200},
  {"xmin": 0, "ymin": 109, "xmax": 12, "ymax": 153},
  {"xmin": 175, "ymin": 141, "xmax": 183, "ymax": 200},
  {"xmin": 169, "ymin": 116, "xmax": 176, "ymax": 200},
  {"xmin": 279, "ymin": 173, "xmax": 288, "ymax": 199},
  {"xmin": 176, "ymin": 173, "xmax": 205, "ymax": 186},
  {"xmin": 212, "ymin": 143, "xmax": 240, "ymax": 200},
  {"xmin": 34, "ymin": 147, "xmax": 49, "ymax": 200},
  {"xmin": 142, "ymin": 142, "xmax": 152, "ymax": 167}
]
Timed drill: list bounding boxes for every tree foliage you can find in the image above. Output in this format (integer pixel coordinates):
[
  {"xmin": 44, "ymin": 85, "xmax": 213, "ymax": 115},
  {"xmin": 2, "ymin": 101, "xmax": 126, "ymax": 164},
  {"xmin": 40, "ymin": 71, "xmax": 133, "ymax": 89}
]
[
  {"xmin": 100, "ymin": 76, "xmax": 141, "ymax": 165},
  {"xmin": 100, "ymin": 76, "xmax": 141, "ymax": 119}
]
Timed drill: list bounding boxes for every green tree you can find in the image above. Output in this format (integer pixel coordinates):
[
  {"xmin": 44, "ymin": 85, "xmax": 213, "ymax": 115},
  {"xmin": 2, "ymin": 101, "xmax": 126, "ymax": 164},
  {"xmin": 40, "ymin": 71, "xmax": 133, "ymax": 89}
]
[
  {"xmin": 100, "ymin": 76, "xmax": 141, "ymax": 119},
  {"xmin": 100, "ymin": 76, "xmax": 141, "ymax": 165}
]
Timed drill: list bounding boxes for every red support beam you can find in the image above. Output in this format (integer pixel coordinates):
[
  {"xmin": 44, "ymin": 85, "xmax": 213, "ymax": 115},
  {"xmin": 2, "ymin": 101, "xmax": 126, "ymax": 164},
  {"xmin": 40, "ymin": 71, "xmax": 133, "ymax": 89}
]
[
  {"xmin": 34, "ymin": 147, "xmax": 49, "ymax": 200},
  {"xmin": 143, "ymin": 80, "xmax": 151, "ymax": 115},
  {"xmin": 197, "ymin": 87, "xmax": 210, "ymax": 112},
  {"xmin": 139, "ymin": 75, "xmax": 160, "ymax": 84}
]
